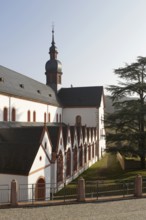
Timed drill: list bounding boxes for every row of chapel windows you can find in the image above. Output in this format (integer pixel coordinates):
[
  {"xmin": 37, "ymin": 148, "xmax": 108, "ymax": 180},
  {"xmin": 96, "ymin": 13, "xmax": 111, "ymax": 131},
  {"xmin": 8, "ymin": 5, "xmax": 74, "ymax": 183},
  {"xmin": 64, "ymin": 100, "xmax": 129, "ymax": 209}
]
[
  {"xmin": 3, "ymin": 107, "xmax": 81, "ymax": 124},
  {"xmin": 3, "ymin": 107, "xmax": 62, "ymax": 123}
]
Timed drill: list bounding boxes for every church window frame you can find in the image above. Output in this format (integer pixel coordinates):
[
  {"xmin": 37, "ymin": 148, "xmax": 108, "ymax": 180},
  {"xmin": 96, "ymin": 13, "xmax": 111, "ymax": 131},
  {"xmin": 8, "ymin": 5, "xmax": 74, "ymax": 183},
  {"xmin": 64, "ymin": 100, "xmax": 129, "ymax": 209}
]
[
  {"xmin": 48, "ymin": 113, "xmax": 51, "ymax": 122},
  {"xmin": 56, "ymin": 113, "xmax": 58, "ymax": 123},
  {"xmin": 27, "ymin": 110, "xmax": 31, "ymax": 122},
  {"xmin": 3, "ymin": 107, "xmax": 8, "ymax": 121},
  {"xmin": 76, "ymin": 115, "xmax": 82, "ymax": 126},
  {"xmin": 12, "ymin": 108, "xmax": 16, "ymax": 122},
  {"xmin": 44, "ymin": 112, "xmax": 46, "ymax": 123},
  {"xmin": 33, "ymin": 111, "xmax": 36, "ymax": 122}
]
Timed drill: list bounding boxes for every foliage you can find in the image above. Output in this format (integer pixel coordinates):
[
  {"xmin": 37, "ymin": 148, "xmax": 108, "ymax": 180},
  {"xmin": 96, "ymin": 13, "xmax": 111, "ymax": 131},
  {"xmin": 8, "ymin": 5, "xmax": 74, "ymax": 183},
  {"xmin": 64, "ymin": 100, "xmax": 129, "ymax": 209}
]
[{"xmin": 106, "ymin": 56, "xmax": 146, "ymax": 169}]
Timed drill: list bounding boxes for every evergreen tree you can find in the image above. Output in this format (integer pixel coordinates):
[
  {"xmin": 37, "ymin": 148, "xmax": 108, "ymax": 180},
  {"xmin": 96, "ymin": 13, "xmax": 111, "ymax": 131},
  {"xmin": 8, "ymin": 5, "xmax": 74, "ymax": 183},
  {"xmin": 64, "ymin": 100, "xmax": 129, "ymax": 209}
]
[{"xmin": 106, "ymin": 56, "xmax": 146, "ymax": 169}]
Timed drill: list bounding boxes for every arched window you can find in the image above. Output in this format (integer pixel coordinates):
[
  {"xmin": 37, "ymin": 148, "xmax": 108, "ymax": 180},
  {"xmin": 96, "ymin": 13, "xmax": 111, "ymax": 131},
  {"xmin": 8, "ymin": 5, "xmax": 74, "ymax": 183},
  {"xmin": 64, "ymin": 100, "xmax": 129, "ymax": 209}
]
[
  {"xmin": 57, "ymin": 74, "xmax": 61, "ymax": 84},
  {"xmin": 44, "ymin": 112, "xmax": 46, "ymax": 123},
  {"xmin": 3, "ymin": 107, "xmax": 8, "ymax": 121},
  {"xmin": 57, "ymin": 150, "xmax": 63, "ymax": 183},
  {"xmin": 33, "ymin": 111, "xmax": 36, "ymax": 122},
  {"xmin": 92, "ymin": 144, "xmax": 94, "ymax": 158},
  {"xmin": 79, "ymin": 145, "xmax": 83, "ymax": 167},
  {"xmin": 60, "ymin": 114, "xmax": 62, "ymax": 122},
  {"xmin": 76, "ymin": 115, "xmax": 82, "ymax": 126},
  {"xmin": 56, "ymin": 113, "xmax": 58, "ymax": 123},
  {"xmin": 27, "ymin": 110, "xmax": 31, "ymax": 122},
  {"xmin": 66, "ymin": 148, "xmax": 71, "ymax": 177},
  {"xmin": 12, "ymin": 108, "xmax": 16, "ymax": 122},
  {"xmin": 73, "ymin": 146, "xmax": 77, "ymax": 172},
  {"xmin": 48, "ymin": 113, "xmax": 51, "ymax": 122}
]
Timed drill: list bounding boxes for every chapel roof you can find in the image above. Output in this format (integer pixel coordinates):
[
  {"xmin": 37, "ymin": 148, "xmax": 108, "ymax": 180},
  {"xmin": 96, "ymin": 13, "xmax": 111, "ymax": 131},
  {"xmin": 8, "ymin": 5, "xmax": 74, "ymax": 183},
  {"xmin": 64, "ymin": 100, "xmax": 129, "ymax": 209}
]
[
  {"xmin": 58, "ymin": 86, "xmax": 104, "ymax": 107},
  {"xmin": 0, "ymin": 127, "xmax": 44, "ymax": 175},
  {"xmin": 0, "ymin": 65, "xmax": 61, "ymax": 106}
]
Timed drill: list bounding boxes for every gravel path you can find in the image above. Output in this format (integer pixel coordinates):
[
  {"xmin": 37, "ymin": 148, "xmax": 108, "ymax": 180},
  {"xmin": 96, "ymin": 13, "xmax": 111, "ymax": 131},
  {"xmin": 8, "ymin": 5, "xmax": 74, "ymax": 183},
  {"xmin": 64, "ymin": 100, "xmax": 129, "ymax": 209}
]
[{"xmin": 0, "ymin": 198, "xmax": 146, "ymax": 220}]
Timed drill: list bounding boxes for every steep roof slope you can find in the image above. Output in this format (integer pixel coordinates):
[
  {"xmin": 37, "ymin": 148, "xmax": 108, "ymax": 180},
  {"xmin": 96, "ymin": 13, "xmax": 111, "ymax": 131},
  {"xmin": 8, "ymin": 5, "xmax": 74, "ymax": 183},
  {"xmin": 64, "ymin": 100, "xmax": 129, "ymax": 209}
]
[
  {"xmin": 0, "ymin": 127, "xmax": 43, "ymax": 175},
  {"xmin": 0, "ymin": 65, "xmax": 60, "ymax": 106},
  {"xmin": 58, "ymin": 86, "xmax": 103, "ymax": 107}
]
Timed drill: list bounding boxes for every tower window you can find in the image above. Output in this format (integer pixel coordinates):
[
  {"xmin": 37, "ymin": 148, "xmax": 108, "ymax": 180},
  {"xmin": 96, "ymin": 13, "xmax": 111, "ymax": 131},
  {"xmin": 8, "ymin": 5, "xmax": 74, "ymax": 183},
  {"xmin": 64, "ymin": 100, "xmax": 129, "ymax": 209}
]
[{"xmin": 57, "ymin": 75, "xmax": 61, "ymax": 84}]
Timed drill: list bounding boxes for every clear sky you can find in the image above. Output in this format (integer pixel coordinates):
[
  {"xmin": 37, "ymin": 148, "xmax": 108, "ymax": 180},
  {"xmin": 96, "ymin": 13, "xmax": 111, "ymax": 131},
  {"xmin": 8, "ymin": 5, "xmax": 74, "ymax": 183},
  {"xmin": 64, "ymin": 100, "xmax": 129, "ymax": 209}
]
[{"xmin": 1, "ymin": 0, "xmax": 146, "ymax": 94}]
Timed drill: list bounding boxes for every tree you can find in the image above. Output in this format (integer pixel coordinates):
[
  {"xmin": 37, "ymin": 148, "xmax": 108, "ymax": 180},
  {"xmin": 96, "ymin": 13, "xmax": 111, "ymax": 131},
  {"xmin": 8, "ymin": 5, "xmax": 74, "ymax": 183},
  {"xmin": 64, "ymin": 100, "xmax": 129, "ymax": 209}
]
[{"xmin": 106, "ymin": 56, "xmax": 146, "ymax": 169}]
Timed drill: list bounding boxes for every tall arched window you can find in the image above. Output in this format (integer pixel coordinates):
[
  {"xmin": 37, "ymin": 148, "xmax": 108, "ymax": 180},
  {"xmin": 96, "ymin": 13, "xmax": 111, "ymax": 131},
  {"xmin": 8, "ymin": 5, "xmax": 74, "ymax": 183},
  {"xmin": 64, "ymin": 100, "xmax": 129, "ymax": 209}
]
[
  {"xmin": 44, "ymin": 112, "xmax": 46, "ymax": 123},
  {"xmin": 27, "ymin": 110, "xmax": 31, "ymax": 122},
  {"xmin": 76, "ymin": 115, "xmax": 82, "ymax": 126},
  {"xmin": 33, "ymin": 111, "xmax": 36, "ymax": 122},
  {"xmin": 56, "ymin": 113, "xmax": 58, "ymax": 123},
  {"xmin": 60, "ymin": 114, "xmax": 62, "ymax": 122},
  {"xmin": 12, "ymin": 108, "xmax": 16, "ymax": 122},
  {"xmin": 3, "ymin": 107, "xmax": 8, "ymax": 121},
  {"xmin": 48, "ymin": 113, "xmax": 51, "ymax": 122}
]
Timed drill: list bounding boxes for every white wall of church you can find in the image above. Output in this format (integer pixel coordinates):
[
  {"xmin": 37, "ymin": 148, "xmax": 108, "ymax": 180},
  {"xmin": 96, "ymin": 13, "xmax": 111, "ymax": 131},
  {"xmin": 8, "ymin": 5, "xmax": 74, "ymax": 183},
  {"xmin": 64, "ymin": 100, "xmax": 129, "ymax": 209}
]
[
  {"xmin": 0, "ymin": 174, "xmax": 27, "ymax": 203},
  {"xmin": 62, "ymin": 107, "xmax": 98, "ymax": 127},
  {"xmin": 0, "ymin": 174, "xmax": 27, "ymax": 186},
  {"xmin": 29, "ymin": 146, "xmax": 51, "ymax": 180},
  {"xmin": 10, "ymin": 97, "xmax": 47, "ymax": 122},
  {"xmin": 0, "ymin": 94, "xmax": 9, "ymax": 120},
  {"xmin": 0, "ymin": 94, "xmax": 62, "ymax": 123}
]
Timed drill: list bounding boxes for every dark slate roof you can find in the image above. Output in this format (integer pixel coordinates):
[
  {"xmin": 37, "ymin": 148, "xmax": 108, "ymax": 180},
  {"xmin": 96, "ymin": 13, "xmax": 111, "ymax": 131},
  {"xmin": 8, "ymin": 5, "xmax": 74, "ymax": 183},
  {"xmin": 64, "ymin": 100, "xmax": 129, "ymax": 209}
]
[
  {"xmin": 58, "ymin": 86, "xmax": 103, "ymax": 107},
  {"xmin": 0, "ymin": 127, "xmax": 44, "ymax": 175},
  {"xmin": 47, "ymin": 126, "xmax": 61, "ymax": 152},
  {"xmin": 0, "ymin": 126, "xmax": 43, "ymax": 143},
  {"xmin": 0, "ymin": 65, "xmax": 61, "ymax": 106}
]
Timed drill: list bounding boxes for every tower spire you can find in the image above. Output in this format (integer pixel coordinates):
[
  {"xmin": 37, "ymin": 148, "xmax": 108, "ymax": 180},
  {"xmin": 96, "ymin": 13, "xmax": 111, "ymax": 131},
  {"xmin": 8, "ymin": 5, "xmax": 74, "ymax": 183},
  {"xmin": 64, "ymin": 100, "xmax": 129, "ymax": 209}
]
[
  {"xmin": 52, "ymin": 23, "xmax": 55, "ymax": 45},
  {"xmin": 49, "ymin": 24, "xmax": 58, "ymax": 60}
]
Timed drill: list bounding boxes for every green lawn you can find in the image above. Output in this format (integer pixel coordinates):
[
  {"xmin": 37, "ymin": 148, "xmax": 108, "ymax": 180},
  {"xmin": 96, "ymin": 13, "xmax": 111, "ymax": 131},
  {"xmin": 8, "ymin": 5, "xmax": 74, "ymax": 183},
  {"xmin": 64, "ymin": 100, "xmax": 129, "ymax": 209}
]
[
  {"xmin": 55, "ymin": 154, "xmax": 146, "ymax": 198},
  {"xmin": 74, "ymin": 153, "xmax": 146, "ymax": 182}
]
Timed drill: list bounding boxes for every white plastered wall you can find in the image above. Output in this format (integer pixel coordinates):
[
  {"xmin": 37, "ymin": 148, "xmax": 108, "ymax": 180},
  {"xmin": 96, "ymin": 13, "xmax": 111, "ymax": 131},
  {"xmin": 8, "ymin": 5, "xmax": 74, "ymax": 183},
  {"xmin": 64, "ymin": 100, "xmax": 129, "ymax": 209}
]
[
  {"xmin": 0, "ymin": 94, "xmax": 62, "ymax": 123},
  {"xmin": 62, "ymin": 107, "xmax": 98, "ymax": 127}
]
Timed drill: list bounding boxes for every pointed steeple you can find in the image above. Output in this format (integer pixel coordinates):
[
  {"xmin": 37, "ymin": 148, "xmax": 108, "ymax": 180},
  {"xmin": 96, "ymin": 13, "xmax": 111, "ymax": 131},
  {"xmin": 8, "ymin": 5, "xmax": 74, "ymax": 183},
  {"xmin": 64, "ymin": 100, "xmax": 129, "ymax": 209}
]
[
  {"xmin": 49, "ymin": 26, "xmax": 58, "ymax": 60},
  {"xmin": 45, "ymin": 27, "xmax": 63, "ymax": 91}
]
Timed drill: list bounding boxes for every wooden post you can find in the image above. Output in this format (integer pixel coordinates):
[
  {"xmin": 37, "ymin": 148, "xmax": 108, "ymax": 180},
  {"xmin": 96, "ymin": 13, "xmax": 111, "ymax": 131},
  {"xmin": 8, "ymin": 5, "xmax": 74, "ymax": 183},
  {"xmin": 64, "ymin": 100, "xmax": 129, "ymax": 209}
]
[
  {"xmin": 135, "ymin": 174, "xmax": 142, "ymax": 197},
  {"xmin": 11, "ymin": 179, "xmax": 18, "ymax": 206},
  {"xmin": 77, "ymin": 177, "xmax": 85, "ymax": 202}
]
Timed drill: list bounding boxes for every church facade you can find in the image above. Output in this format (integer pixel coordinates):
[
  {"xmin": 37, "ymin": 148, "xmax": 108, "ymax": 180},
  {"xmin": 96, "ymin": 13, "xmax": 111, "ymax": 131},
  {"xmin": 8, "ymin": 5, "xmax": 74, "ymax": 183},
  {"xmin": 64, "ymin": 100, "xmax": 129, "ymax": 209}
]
[{"xmin": 0, "ymin": 29, "xmax": 106, "ymax": 202}]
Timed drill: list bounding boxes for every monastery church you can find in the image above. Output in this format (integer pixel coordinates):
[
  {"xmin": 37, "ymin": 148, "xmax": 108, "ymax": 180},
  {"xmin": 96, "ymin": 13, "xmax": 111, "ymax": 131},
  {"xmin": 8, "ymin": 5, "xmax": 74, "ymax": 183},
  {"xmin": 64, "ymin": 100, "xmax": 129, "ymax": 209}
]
[{"xmin": 0, "ymin": 29, "xmax": 106, "ymax": 201}]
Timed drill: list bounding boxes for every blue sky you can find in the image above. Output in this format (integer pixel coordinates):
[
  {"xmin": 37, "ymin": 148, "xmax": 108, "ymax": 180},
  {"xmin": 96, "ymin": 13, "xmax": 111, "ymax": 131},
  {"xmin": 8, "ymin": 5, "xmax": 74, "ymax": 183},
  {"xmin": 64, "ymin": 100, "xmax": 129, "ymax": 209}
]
[{"xmin": 1, "ymin": 0, "xmax": 146, "ymax": 93}]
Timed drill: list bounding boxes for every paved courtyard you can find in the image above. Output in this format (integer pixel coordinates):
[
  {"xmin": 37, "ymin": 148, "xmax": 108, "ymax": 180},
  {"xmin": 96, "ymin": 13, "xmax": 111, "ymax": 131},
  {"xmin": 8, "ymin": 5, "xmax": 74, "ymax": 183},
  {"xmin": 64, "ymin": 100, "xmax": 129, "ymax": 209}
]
[{"xmin": 1, "ymin": 198, "xmax": 146, "ymax": 220}]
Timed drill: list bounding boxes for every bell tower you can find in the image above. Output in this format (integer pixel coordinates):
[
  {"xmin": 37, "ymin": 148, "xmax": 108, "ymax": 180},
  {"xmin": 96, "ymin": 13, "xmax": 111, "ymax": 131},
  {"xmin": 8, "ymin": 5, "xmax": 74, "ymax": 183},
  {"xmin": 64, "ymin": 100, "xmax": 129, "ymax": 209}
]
[{"xmin": 45, "ymin": 27, "xmax": 63, "ymax": 92}]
